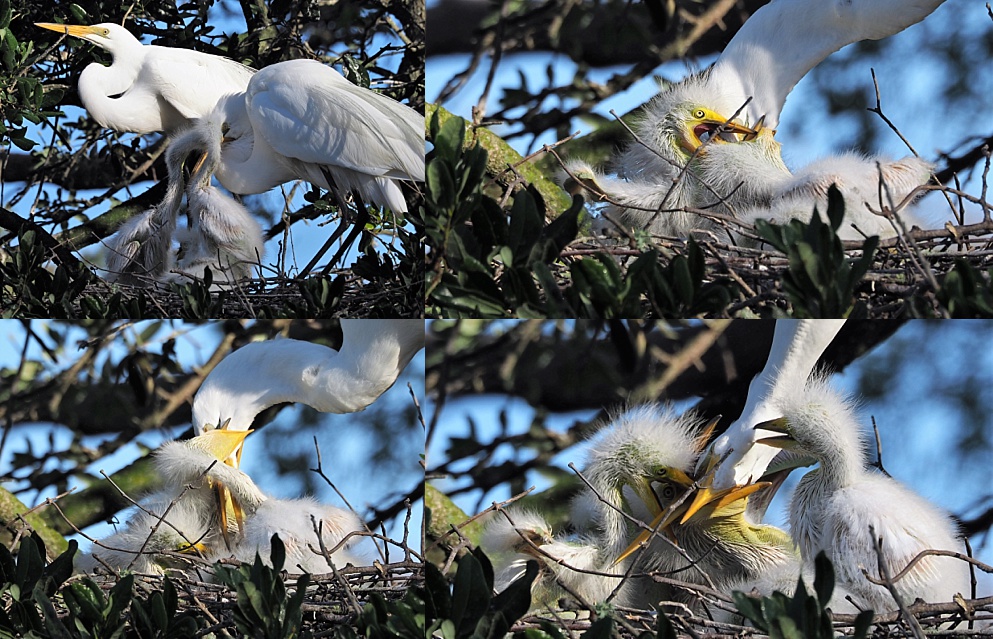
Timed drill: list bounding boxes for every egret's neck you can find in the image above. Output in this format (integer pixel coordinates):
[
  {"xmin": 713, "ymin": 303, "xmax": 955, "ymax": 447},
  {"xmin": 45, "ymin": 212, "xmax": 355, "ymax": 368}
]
[
  {"xmin": 711, "ymin": 320, "xmax": 844, "ymax": 490},
  {"xmin": 76, "ymin": 44, "xmax": 146, "ymax": 129}
]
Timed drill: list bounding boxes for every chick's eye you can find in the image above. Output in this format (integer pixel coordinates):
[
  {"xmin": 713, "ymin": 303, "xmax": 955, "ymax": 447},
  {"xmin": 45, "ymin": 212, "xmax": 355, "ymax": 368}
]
[
  {"xmin": 693, "ymin": 109, "xmax": 706, "ymax": 119},
  {"xmin": 661, "ymin": 485, "xmax": 677, "ymax": 500},
  {"xmin": 654, "ymin": 467, "xmax": 668, "ymax": 478}
]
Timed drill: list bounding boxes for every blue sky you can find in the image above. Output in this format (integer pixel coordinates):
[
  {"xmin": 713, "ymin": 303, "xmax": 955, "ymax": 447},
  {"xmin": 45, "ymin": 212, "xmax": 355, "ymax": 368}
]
[
  {"xmin": 0, "ymin": 320, "xmax": 425, "ymax": 562},
  {"xmin": 426, "ymin": 320, "xmax": 993, "ymax": 594},
  {"xmin": 427, "ymin": 0, "xmax": 991, "ymax": 226}
]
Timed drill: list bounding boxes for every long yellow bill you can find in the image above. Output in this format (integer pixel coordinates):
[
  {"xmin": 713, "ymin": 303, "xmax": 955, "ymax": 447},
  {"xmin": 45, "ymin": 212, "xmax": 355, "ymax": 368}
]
[
  {"xmin": 35, "ymin": 23, "xmax": 103, "ymax": 38},
  {"xmin": 752, "ymin": 417, "xmax": 796, "ymax": 449},
  {"xmin": 189, "ymin": 425, "xmax": 253, "ymax": 548}
]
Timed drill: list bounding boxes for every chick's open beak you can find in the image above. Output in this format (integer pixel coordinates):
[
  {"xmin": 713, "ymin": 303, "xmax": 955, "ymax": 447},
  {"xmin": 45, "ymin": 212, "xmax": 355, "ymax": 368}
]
[{"xmin": 753, "ymin": 417, "xmax": 797, "ymax": 450}]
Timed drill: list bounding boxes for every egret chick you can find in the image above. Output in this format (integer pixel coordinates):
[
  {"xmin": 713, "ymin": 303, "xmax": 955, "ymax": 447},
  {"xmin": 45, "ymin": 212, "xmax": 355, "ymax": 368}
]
[
  {"xmin": 164, "ymin": 122, "xmax": 265, "ymax": 285},
  {"xmin": 739, "ymin": 154, "xmax": 931, "ymax": 242},
  {"xmin": 483, "ymin": 507, "xmax": 614, "ymax": 607},
  {"xmin": 157, "ymin": 432, "xmax": 363, "ymax": 572},
  {"xmin": 75, "ymin": 495, "xmax": 213, "ymax": 575},
  {"xmin": 756, "ymin": 375, "xmax": 970, "ymax": 612}
]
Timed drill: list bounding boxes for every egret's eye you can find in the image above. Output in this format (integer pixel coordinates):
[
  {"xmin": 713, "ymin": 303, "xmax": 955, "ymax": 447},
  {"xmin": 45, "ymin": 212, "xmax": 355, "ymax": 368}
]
[
  {"xmin": 100, "ymin": 28, "xmax": 110, "ymax": 36},
  {"xmin": 659, "ymin": 484, "xmax": 677, "ymax": 501},
  {"xmin": 693, "ymin": 109, "xmax": 706, "ymax": 119},
  {"xmin": 654, "ymin": 467, "xmax": 668, "ymax": 479}
]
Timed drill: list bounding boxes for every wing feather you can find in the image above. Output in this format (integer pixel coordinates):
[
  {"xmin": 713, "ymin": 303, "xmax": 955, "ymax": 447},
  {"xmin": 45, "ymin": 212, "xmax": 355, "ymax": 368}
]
[{"xmin": 246, "ymin": 59, "xmax": 424, "ymax": 182}]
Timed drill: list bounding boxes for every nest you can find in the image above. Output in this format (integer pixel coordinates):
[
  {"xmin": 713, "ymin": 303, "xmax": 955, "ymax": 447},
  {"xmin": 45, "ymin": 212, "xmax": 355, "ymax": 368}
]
[
  {"xmin": 72, "ymin": 558, "xmax": 423, "ymax": 633},
  {"xmin": 71, "ymin": 270, "xmax": 420, "ymax": 318},
  {"xmin": 557, "ymin": 214, "xmax": 993, "ymax": 317}
]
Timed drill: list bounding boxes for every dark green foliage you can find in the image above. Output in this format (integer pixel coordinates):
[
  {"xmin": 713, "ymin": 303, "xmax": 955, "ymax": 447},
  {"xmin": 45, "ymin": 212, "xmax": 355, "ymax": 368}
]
[
  {"xmin": 0, "ymin": 535, "xmax": 77, "ymax": 637},
  {"xmin": 62, "ymin": 576, "xmax": 133, "ymax": 639},
  {"xmin": 0, "ymin": 229, "xmax": 94, "ymax": 318},
  {"xmin": 933, "ymin": 259, "xmax": 993, "ymax": 317},
  {"xmin": 425, "ymin": 112, "xmax": 738, "ymax": 318},
  {"xmin": 733, "ymin": 551, "xmax": 874, "ymax": 639},
  {"xmin": 213, "ymin": 535, "xmax": 310, "ymax": 639},
  {"xmin": 422, "ymin": 548, "xmax": 538, "ymax": 639},
  {"xmin": 128, "ymin": 577, "xmax": 200, "ymax": 639},
  {"xmin": 755, "ymin": 185, "xmax": 879, "ymax": 318},
  {"xmin": 756, "ymin": 186, "xmax": 877, "ymax": 318}
]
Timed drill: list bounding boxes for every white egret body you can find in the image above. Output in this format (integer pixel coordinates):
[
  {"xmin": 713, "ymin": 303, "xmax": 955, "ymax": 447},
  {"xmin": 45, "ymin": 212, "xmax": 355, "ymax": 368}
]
[
  {"xmin": 708, "ymin": 0, "xmax": 949, "ymax": 129},
  {"xmin": 38, "ymin": 23, "xmax": 425, "ymax": 212},
  {"xmin": 36, "ymin": 23, "xmax": 253, "ymax": 134},
  {"xmin": 759, "ymin": 375, "xmax": 970, "ymax": 611},
  {"xmin": 211, "ymin": 60, "xmax": 425, "ymax": 212},
  {"xmin": 192, "ymin": 320, "xmax": 425, "ymax": 453}
]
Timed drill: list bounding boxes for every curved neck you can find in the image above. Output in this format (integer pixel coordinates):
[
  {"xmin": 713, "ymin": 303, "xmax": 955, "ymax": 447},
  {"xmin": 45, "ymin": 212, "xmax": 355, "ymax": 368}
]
[{"xmin": 76, "ymin": 41, "xmax": 146, "ymax": 129}]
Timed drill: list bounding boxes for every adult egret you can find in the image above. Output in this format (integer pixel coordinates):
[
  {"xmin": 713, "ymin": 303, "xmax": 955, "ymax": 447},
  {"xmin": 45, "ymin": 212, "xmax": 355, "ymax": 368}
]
[
  {"xmin": 37, "ymin": 23, "xmax": 425, "ymax": 212},
  {"xmin": 156, "ymin": 432, "xmax": 363, "ymax": 572},
  {"xmin": 755, "ymin": 374, "xmax": 970, "ymax": 611},
  {"xmin": 35, "ymin": 22, "xmax": 253, "ymax": 134},
  {"xmin": 192, "ymin": 320, "xmax": 425, "ymax": 464},
  {"xmin": 209, "ymin": 60, "xmax": 425, "ymax": 212},
  {"xmin": 682, "ymin": 320, "xmax": 845, "ymax": 524}
]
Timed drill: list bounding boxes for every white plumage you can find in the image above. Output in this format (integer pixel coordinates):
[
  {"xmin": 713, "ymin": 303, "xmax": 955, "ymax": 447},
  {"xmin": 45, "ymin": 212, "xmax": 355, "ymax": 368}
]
[
  {"xmin": 759, "ymin": 374, "xmax": 970, "ymax": 611},
  {"xmin": 37, "ymin": 23, "xmax": 424, "ymax": 212}
]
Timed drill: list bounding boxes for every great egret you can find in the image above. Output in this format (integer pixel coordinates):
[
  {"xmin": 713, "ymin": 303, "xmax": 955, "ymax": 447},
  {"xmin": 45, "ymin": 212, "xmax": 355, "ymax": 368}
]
[
  {"xmin": 164, "ymin": 124, "xmax": 264, "ymax": 284},
  {"xmin": 209, "ymin": 60, "xmax": 425, "ymax": 212},
  {"xmin": 682, "ymin": 320, "xmax": 845, "ymax": 523},
  {"xmin": 192, "ymin": 320, "xmax": 425, "ymax": 464},
  {"xmin": 35, "ymin": 22, "xmax": 253, "ymax": 134},
  {"xmin": 37, "ymin": 23, "xmax": 425, "ymax": 212},
  {"xmin": 755, "ymin": 374, "xmax": 970, "ymax": 611},
  {"xmin": 569, "ymin": 0, "xmax": 946, "ymax": 238},
  {"xmin": 156, "ymin": 432, "xmax": 363, "ymax": 572}
]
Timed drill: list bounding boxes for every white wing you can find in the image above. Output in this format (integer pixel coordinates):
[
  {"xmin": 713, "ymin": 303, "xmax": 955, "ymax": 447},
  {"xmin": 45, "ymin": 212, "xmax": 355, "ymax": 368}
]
[
  {"xmin": 246, "ymin": 59, "xmax": 424, "ymax": 182},
  {"xmin": 710, "ymin": 0, "xmax": 948, "ymax": 128},
  {"xmin": 143, "ymin": 45, "xmax": 255, "ymax": 123}
]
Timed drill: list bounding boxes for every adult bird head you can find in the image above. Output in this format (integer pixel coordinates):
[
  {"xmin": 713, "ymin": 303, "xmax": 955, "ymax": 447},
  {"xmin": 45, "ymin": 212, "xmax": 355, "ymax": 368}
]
[{"xmin": 35, "ymin": 22, "xmax": 138, "ymax": 55}]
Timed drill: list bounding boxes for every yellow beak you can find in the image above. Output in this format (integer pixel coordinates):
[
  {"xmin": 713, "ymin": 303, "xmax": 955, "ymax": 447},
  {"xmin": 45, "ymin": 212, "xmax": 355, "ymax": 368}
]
[
  {"xmin": 35, "ymin": 23, "xmax": 102, "ymax": 38},
  {"xmin": 677, "ymin": 481, "xmax": 772, "ymax": 525},
  {"xmin": 188, "ymin": 425, "xmax": 252, "ymax": 549}
]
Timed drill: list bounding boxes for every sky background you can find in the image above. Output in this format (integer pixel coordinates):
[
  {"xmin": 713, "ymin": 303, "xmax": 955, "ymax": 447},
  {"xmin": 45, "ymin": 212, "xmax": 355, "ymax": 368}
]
[
  {"xmin": 0, "ymin": 320, "xmax": 425, "ymax": 564},
  {"xmin": 427, "ymin": 0, "xmax": 992, "ymax": 226},
  {"xmin": 426, "ymin": 320, "xmax": 993, "ymax": 595}
]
